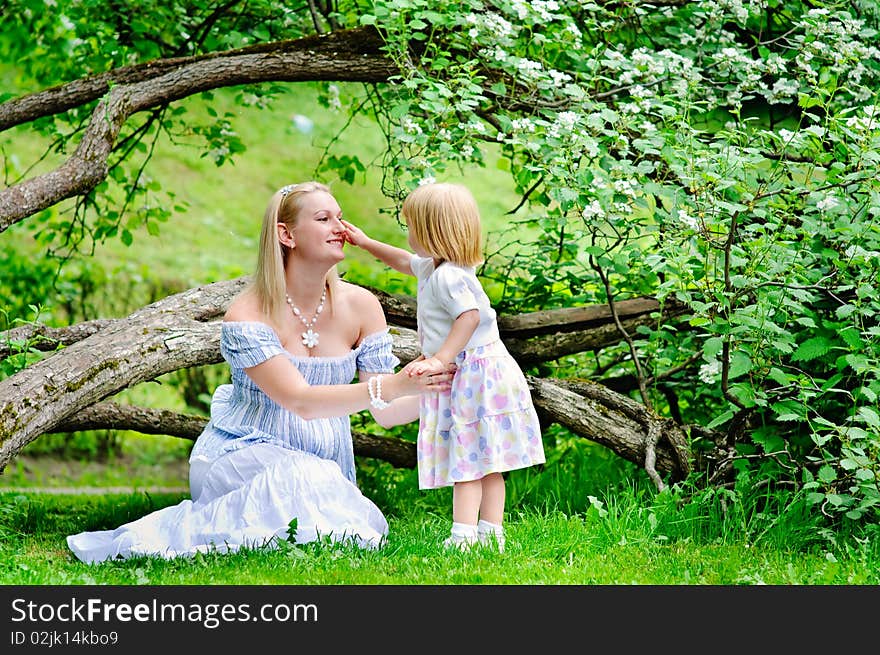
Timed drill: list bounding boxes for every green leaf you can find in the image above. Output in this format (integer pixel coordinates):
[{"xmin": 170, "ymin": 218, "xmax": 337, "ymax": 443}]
[
  {"xmin": 839, "ymin": 458, "xmax": 859, "ymax": 471},
  {"xmin": 772, "ymin": 400, "xmax": 806, "ymax": 422},
  {"xmin": 702, "ymin": 337, "xmax": 723, "ymax": 360},
  {"xmin": 767, "ymin": 367, "xmax": 792, "ymax": 386},
  {"xmin": 820, "ymin": 373, "xmax": 843, "ymax": 393},
  {"xmin": 806, "ymin": 492, "xmax": 825, "ymax": 504},
  {"xmin": 798, "ymin": 93, "xmax": 824, "ymax": 109},
  {"xmin": 817, "ymin": 465, "xmax": 837, "ymax": 483},
  {"xmin": 728, "ymin": 351, "xmax": 752, "ymax": 380},
  {"xmin": 844, "ymin": 354, "xmax": 869, "ymax": 373},
  {"xmin": 791, "ymin": 336, "xmax": 832, "ymax": 362},
  {"xmin": 859, "ymin": 386, "xmax": 877, "ymax": 403},
  {"xmin": 836, "ymin": 304, "xmax": 857, "ymax": 319},
  {"xmin": 706, "ymin": 410, "xmax": 734, "ymax": 430},
  {"xmin": 856, "ymin": 407, "xmax": 880, "ymax": 428},
  {"xmin": 838, "ymin": 327, "xmax": 863, "ymax": 350}
]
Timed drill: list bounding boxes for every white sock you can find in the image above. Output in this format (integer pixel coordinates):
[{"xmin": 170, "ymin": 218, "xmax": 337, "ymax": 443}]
[
  {"xmin": 477, "ymin": 520, "xmax": 505, "ymax": 550},
  {"xmin": 444, "ymin": 522, "xmax": 478, "ymax": 550},
  {"xmin": 450, "ymin": 522, "xmax": 478, "ymax": 541}
]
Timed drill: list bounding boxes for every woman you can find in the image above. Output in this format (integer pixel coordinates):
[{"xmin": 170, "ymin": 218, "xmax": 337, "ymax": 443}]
[{"xmin": 67, "ymin": 181, "xmax": 453, "ymax": 563}]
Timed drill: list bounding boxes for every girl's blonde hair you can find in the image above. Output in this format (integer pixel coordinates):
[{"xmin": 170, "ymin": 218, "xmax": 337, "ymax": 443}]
[
  {"xmin": 402, "ymin": 182, "xmax": 483, "ymax": 267},
  {"xmin": 251, "ymin": 181, "xmax": 338, "ymax": 328}
]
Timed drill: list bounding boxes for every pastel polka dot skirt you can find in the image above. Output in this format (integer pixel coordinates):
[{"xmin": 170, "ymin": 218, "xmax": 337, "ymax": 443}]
[{"xmin": 417, "ymin": 340, "xmax": 545, "ymax": 489}]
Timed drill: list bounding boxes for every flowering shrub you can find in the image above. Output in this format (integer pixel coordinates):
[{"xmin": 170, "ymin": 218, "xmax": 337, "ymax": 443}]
[{"xmin": 364, "ymin": 0, "xmax": 880, "ymax": 524}]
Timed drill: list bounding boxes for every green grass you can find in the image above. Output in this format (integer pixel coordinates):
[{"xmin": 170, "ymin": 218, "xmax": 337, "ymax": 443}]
[
  {"xmin": 2, "ymin": 454, "xmax": 878, "ymax": 584},
  {"xmin": 2, "ymin": 437, "xmax": 879, "ymax": 585}
]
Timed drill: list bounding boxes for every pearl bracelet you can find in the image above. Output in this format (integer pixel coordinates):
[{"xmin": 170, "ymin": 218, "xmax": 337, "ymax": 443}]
[{"xmin": 368, "ymin": 375, "xmax": 390, "ymax": 410}]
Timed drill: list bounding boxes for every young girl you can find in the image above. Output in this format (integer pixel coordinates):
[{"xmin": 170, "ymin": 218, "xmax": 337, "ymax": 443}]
[{"xmin": 342, "ymin": 182, "xmax": 545, "ymax": 551}]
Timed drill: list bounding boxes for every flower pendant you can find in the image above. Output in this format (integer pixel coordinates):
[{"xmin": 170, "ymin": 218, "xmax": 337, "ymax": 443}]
[{"xmin": 301, "ymin": 329, "xmax": 319, "ymax": 349}]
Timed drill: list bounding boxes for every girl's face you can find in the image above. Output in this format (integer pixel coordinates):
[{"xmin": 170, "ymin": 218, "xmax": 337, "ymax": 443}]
[
  {"xmin": 406, "ymin": 219, "xmax": 431, "ymax": 258},
  {"xmin": 283, "ymin": 191, "xmax": 347, "ymax": 264}
]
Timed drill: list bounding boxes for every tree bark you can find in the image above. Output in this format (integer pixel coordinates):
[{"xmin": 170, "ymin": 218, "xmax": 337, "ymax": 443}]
[{"xmin": 0, "ymin": 277, "xmax": 247, "ymax": 471}]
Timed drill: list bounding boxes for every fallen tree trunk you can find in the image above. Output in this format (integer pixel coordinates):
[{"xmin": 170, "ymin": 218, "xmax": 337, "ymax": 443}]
[
  {"xmin": 0, "ymin": 277, "xmax": 703, "ymax": 486},
  {"xmin": 48, "ymin": 398, "xmax": 422, "ymax": 468}
]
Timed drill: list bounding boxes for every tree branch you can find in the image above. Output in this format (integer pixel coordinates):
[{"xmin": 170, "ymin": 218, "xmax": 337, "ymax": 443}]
[
  {"xmin": 0, "ymin": 27, "xmax": 398, "ymax": 232},
  {"xmin": 0, "ymin": 26, "xmax": 391, "ymax": 132}
]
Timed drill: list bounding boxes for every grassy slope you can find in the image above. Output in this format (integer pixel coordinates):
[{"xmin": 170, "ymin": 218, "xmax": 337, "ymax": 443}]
[{"xmin": 2, "ymin": 83, "xmax": 526, "ymax": 293}]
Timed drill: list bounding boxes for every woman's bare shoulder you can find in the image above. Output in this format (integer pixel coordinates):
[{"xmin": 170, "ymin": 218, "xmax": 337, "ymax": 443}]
[
  {"xmin": 337, "ymin": 280, "xmax": 386, "ymax": 331},
  {"xmin": 224, "ymin": 291, "xmax": 263, "ymax": 322},
  {"xmin": 337, "ymin": 279, "xmax": 382, "ymax": 307}
]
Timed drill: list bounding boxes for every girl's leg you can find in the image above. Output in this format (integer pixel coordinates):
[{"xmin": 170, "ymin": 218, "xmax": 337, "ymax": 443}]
[
  {"xmin": 445, "ymin": 479, "xmax": 481, "ymax": 549},
  {"xmin": 477, "ymin": 472, "xmax": 506, "ymax": 551},
  {"xmin": 478, "ymin": 472, "xmax": 505, "ymax": 524},
  {"xmin": 452, "ymin": 478, "xmax": 482, "ymax": 525}
]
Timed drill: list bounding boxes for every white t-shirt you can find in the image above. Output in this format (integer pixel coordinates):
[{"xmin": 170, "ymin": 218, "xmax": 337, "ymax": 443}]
[{"xmin": 410, "ymin": 254, "xmax": 500, "ymax": 357}]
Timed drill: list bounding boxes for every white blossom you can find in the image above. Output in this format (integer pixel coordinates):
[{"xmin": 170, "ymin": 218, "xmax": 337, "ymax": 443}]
[
  {"xmin": 582, "ymin": 200, "xmax": 605, "ymax": 219},
  {"xmin": 326, "ymin": 84, "xmax": 341, "ymax": 110},
  {"xmin": 614, "ymin": 179, "xmax": 637, "ymax": 197},
  {"xmin": 699, "ymin": 360, "xmax": 721, "ymax": 384},
  {"xmin": 678, "ymin": 209, "xmax": 699, "ymax": 230},
  {"xmin": 549, "ymin": 69, "xmax": 572, "ymax": 85},
  {"xmin": 511, "ymin": 118, "xmax": 536, "ymax": 133},
  {"xmin": 402, "ymin": 117, "xmax": 423, "ymax": 135},
  {"xmin": 816, "ymin": 195, "xmax": 838, "ymax": 212}
]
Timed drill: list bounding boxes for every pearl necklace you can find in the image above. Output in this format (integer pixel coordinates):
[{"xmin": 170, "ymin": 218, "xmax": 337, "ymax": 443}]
[{"xmin": 285, "ymin": 286, "xmax": 327, "ymax": 349}]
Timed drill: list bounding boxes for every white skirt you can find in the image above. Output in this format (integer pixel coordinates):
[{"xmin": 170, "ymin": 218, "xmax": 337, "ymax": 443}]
[{"xmin": 67, "ymin": 443, "xmax": 388, "ymax": 563}]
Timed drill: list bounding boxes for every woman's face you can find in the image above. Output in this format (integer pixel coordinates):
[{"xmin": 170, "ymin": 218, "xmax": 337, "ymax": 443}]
[{"xmin": 287, "ymin": 191, "xmax": 347, "ymax": 264}]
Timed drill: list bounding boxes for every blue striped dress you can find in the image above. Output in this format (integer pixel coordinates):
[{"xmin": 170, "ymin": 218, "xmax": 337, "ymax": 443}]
[{"xmin": 67, "ymin": 321, "xmax": 400, "ymax": 563}]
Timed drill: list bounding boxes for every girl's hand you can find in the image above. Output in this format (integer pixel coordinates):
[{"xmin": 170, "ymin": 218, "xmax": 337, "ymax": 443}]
[
  {"xmin": 390, "ymin": 365, "xmax": 454, "ymax": 397},
  {"xmin": 404, "ymin": 355, "xmax": 448, "ymax": 378},
  {"xmin": 340, "ymin": 219, "xmax": 368, "ymax": 247}
]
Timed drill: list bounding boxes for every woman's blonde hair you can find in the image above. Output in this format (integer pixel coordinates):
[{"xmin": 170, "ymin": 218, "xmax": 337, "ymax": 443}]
[
  {"xmin": 401, "ymin": 182, "xmax": 483, "ymax": 267},
  {"xmin": 251, "ymin": 181, "xmax": 338, "ymax": 328}
]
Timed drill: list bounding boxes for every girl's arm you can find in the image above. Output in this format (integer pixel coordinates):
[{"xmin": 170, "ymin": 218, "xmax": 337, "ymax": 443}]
[
  {"xmin": 358, "ymin": 378, "xmax": 421, "ymax": 427},
  {"xmin": 405, "ymin": 309, "xmax": 479, "ymax": 377},
  {"xmin": 341, "ymin": 219, "xmax": 413, "ymax": 275},
  {"xmin": 245, "ymin": 355, "xmax": 443, "ymax": 419}
]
